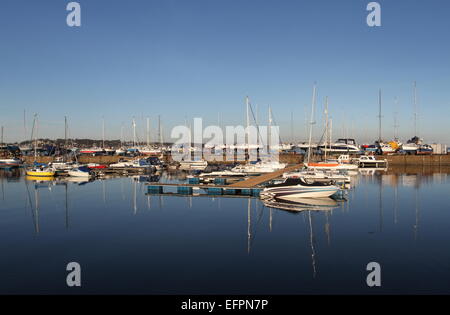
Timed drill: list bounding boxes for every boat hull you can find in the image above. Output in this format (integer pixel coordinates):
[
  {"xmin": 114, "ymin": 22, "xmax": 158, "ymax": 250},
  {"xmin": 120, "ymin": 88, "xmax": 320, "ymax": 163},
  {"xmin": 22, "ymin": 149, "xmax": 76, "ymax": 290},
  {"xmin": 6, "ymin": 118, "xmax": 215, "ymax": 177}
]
[
  {"xmin": 26, "ymin": 170, "xmax": 55, "ymax": 177},
  {"xmin": 262, "ymin": 186, "xmax": 339, "ymax": 199},
  {"xmin": 68, "ymin": 171, "xmax": 91, "ymax": 177}
]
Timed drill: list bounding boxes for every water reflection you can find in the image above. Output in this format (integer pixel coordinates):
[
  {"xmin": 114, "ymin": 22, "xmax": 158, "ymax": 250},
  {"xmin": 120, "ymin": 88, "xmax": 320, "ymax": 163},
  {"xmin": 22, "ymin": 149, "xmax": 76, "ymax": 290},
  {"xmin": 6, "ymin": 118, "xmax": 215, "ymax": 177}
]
[{"xmin": 1, "ymin": 167, "xmax": 450, "ymax": 293}]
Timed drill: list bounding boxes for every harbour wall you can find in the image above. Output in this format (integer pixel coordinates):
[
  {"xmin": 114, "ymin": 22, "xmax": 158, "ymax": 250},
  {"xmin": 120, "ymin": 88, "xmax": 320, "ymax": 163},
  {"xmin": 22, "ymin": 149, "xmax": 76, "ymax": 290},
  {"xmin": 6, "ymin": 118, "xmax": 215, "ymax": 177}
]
[
  {"xmin": 22, "ymin": 153, "xmax": 450, "ymax": 166},
  {"xmin": 385, "ymin": 154, "xmax": 450, "ymax": 166}
]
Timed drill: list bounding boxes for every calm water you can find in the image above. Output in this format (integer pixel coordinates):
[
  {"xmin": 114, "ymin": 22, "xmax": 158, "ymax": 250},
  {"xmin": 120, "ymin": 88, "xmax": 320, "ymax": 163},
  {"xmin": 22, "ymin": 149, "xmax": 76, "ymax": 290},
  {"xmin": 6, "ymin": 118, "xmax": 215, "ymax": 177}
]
[{"xmin": 1, "ymin": 168, "xmax": 450, "ymax": 294}]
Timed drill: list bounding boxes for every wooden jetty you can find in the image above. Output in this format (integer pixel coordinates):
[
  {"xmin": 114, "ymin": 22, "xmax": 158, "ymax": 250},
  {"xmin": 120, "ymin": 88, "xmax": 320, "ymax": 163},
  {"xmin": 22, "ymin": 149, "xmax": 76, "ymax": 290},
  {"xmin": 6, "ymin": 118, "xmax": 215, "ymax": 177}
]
[
  {"xmin": 228, "ymin": 164, "xmax": 302, "ymax": 187},
  {"xmin": 147, "ymin": 164, "xmax": 303, "ymax": 197}
]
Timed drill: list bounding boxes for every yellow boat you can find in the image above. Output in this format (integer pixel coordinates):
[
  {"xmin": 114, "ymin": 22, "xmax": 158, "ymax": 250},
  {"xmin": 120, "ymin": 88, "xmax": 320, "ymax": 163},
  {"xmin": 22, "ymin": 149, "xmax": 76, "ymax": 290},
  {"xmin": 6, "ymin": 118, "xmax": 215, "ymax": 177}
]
[{"xmin": 26, "ymin": 168, "xmax": 56, "ymax": 177}]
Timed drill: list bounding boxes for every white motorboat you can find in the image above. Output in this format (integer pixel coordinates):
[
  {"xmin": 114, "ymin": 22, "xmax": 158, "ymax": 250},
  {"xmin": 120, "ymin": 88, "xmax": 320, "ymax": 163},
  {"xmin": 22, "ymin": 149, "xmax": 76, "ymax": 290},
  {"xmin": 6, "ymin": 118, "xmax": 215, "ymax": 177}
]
[
  {"xmin": 283, "ymin": 169, "xmax": 351, "ymax": 184},
  {"xmin": 197, "ymin": 170, "xmax": 248, "ymax": 177},
  {"xmin": 179, "ymin": 159, "xmax": 208, "ymax": 171},
  {"xmin": 318, "ymin": 138, "xmax": 360, "ymax": 154},
  {"xmin": 68, "ymin": 166, "xmax": 93, "ymax": 177},
  {"xmin": 357, "ymin": 155, "xmax": 388, "ymax": 168},
  {"xmin": 261, "ymin": 178, "xmax": 340, "ymax": 200},
  {"xmin": 140, "ymin": 146, "xmax": 162, "ymax": 155},
  {"xmin": 110, "ymin": 158, "xmax": 153, "ymax": 169},
  {"xmin": 0, "ymin": 158, "xmax": 23, "ymax": 167},
  {"xmin": 49, "ymin": 161, "xmax": 80, "ymax": 171},
  {"xmin": 402, "ymin": 136, "xmax": 422, "ymax": 154},
  {"xmin": 232, "ymin": 160, "xmax": 286, "ymax": 174},
  {"xmin": 79, "ymin": 147, "xmax": 104, "ymax": 155}
]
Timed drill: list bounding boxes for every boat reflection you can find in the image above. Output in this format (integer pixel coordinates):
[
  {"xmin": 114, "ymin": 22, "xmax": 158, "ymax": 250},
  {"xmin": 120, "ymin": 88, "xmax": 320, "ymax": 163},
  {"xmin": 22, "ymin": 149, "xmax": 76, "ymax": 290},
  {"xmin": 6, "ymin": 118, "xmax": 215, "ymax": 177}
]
[{"xmin": 262, "ymin": 197, "xmax": 338, "ymax": 213}]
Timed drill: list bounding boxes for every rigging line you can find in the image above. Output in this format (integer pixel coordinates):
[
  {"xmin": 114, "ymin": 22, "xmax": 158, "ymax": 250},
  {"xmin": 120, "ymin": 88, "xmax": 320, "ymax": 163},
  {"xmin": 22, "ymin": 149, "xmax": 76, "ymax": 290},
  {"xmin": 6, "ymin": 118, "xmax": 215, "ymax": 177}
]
[
  {"xmin": 268, "ymin": 111, "xmax": 284, "ymax": 145},
  {"xmin": 248, "ymin": 102, "xmax": 266, "ymax": 147}
]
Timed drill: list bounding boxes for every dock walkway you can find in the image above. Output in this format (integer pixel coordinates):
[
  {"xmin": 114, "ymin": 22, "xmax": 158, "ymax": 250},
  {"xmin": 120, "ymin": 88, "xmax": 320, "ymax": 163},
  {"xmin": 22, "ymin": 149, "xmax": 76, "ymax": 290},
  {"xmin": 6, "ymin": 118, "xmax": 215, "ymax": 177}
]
[{"xmin": 227, "ymin": 164, "xmax": 302, "ymax": 188}]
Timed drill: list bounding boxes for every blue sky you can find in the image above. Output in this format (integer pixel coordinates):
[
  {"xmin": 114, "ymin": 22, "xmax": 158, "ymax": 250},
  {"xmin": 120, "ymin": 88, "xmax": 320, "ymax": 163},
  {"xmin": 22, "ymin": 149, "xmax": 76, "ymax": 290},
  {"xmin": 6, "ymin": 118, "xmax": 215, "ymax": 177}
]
[{"xmin": 0, "ymin": 0, "xmax": 449, "ymax": 144}]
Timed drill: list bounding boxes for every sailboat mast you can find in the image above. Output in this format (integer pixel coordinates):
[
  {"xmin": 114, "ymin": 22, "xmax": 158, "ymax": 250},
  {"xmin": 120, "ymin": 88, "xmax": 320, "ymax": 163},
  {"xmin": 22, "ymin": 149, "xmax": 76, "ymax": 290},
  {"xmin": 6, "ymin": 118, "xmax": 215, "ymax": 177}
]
[
  {"xmin": 0, "ymin": 126, "xmax": 3, "ymax": 145},
  {"xmin": 132, "ymin": 117, "xmax": 136, "ymax": 147},
  {"xmin": 64, "ymin": 116, "xmax": 68, "ymax": 148},
  {"xmin": 102, "ymin": 116, "xmax": 105, "ymax": 149},
  {"xmin": 120, "ymin": 123, "xmax": 124, "ymax": 147},
  {"xmin": 413, "ymin": 81, "xmax": 418, "ymax": 137},
  {"xmin": 23, "ymin": 109, "xmax": 27, "ymax": 143},
  {"xmin": 324, "ymin": 97, "xmax": 329, "ymax": 161},
  {"xmin": 146, "ymin": 117, "xmax": 150, "ymax": 147},
  {"xmin": 306, "ymin": 84, "xmax": 317, "ymax": 164},
  {"xmin": 394, "ymin": 97, "xmax": 399, "ymax": 140},
  {"xmin": 329, "ymin": 118, "xmax": 333, "ymax": 154},
  {"xmin": 378, "ymin": 89, "xmax": 382, "ymax": 143},
  {"xmin": 246, "ymin": 96, "xmax": 250, "ymax": 149},
  {"xmin": 159, "ymin": 115, "xmax": 163, "ymax": 146},
  {"xmin": 290, "ymin": 110, "xmax": 294, "ymax": 144},
  {"xmin": 268, "ymin": 106, "xmax": 273, "ymax": 153},
  {"xmin": 34, "ymin": 115, "xmax": 38, "ymax": 160}
]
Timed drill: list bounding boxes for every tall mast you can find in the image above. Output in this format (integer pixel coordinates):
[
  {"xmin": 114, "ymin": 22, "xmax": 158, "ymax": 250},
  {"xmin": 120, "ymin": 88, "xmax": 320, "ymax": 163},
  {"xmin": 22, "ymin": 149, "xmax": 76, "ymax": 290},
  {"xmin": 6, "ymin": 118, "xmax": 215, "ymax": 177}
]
[
  {"xmin": 0, "ymin": 126, "xmax": 3, "ymax": 145},
  {"xmin": 329, "ymin": 118, "xmax": 333, "ymax": 155},
  {"xmin": 246, "ymin": 96, "xmax": 250, "ymax": 149},
  {"xmin": 102, "ymin": 116, "xmax": 105, "ymax": 148},
  {"xmin": 120, "ymin": 123, "xmax": 124, "ymax": 147},
  {"xmin": 23, "ymin": 109, "xmax": 27, "ymax": 143},
  {"xmin": 290, "ymin": 110, "xmax": 294, "ymax": 143},
  {"xmin": 393, "ymin": 97, "xmax": 399, "ymax": 140},
  {"xmin": 378, "ymin": 89, "xmax": 382, "ymax": 143},
  {"xmin": 307, "ymin": 84, "xmax": 317, "ymax": 164},
  {"xmin": 324, "ymin": 96, "xmax": 329, "ymax": 161},
  {"xmin": 146, "ymin": 116, "xmax": 150, "ymax": 147},
  {"xmin": 413, "ymin": 81, "xmax": 418, "ymax": 137},
  {"xmin": 255, "ymin": 104, "xmax": 259, "ymax": 147},
  {"xmin": 64, "ymin": 116, "xmax": 68, "ymax": 148},
  {"xmin": 132, "ymin": 117, "xmax": 136, "ymax": 147},
  {"xmin": 268, "ymin": 106, "xmax": 273, "ymax": 153},
  {"xmin": 34, "ymin": 114, "xmax": 38, "ymax": 160},
  {"xmin": 159, "ymin": 116, "xmax": 163, "ymax": 146}
]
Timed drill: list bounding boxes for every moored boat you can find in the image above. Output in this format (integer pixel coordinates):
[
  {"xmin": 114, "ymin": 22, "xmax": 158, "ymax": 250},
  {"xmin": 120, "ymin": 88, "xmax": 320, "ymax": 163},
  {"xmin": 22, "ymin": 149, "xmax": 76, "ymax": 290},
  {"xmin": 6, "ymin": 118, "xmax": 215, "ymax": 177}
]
[
  {"xmin": 26, "ymin": 166, "xmax": 56, "ymax": 177},
  {"xmin": 179, "ymin": 159, "xmax": 208, "ymax": 171},
  {"xmin": 261, "ymin": 177, "xmax": 340, "ymax": 200},
  {"xmin": 231, "ymin": 160, "xmax": 286, "ymax": 174},
  {"xmin": 0, "ymin": 158, "xmax": 23, "ymax": 167},
  {"xmin": 68, "ymin": 166, "xmax": 93, "ymax": 177},
  {"xmin": 357, "ymin": 155, "xmax": 388, "ymax": 168}
]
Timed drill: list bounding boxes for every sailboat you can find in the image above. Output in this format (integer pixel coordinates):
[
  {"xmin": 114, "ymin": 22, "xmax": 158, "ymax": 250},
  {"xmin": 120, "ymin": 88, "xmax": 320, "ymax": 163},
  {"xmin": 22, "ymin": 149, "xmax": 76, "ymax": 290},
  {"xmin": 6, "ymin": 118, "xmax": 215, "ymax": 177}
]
[
  {"xmin": 231, "ymin": 100, "xmax": 286, "ymax": 174},
  {"xmin": 26, "ymin": 115, "xmax": 56, "ymax": 177},
  {"xmin": 304, "ymin": 97, "xmax": 358, "ymax": 171}
]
